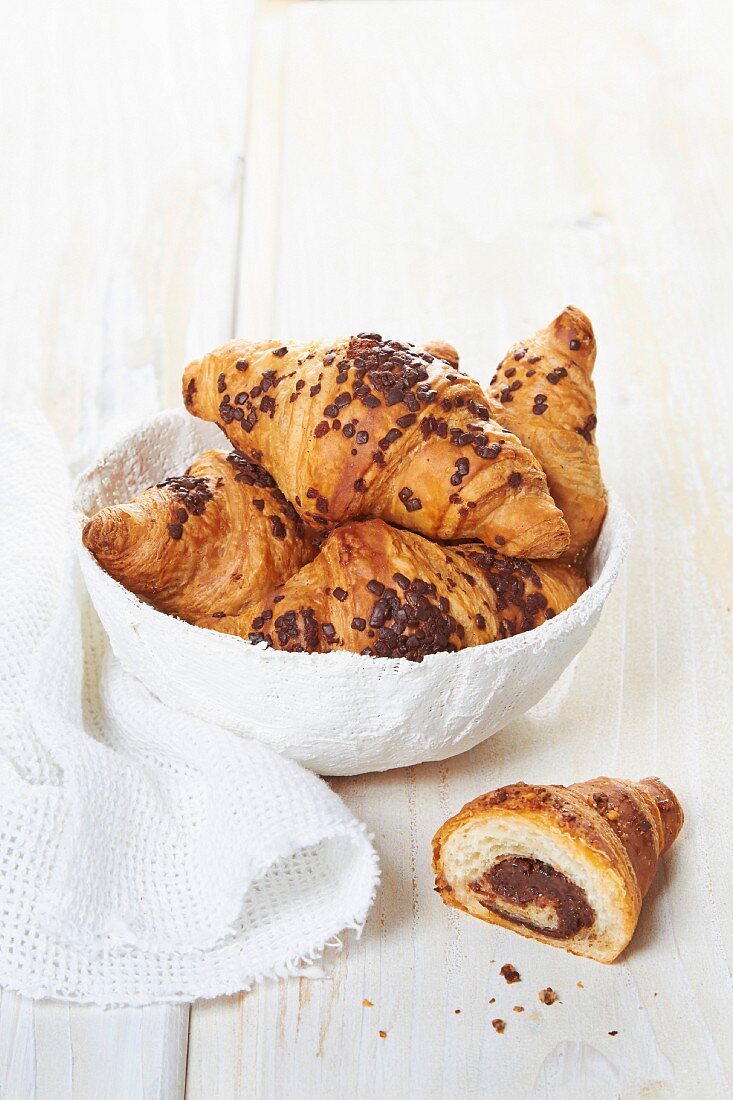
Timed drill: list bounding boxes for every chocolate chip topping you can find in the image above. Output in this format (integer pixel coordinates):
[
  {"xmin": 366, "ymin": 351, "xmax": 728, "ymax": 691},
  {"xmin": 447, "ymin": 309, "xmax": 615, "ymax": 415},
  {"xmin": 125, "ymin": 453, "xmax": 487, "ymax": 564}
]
[
  {"xmin": 575, "ymin": 413, "xmax": 597, "ymax": 443},
  {"xmin": 344, "ymin": 335, "xmax": 440, "ymax": 414},
  {"xmin": 225, "ymin": 453, "xmax": 275, "ymax": 489},
  {"xmin": 224, "ymin": 453, "xmax": 304, "ymax": 537},
  {"xmin": 357, "ymin": 574, "xmax": 460, "ymax": 660},
  {"xmin": 453, "ymin": 545, "xmax": 546, "ymax": 636},
  {"xmin": 269, "ymin": 515, "xmax": 286, "ymax": 540},
  {"xmin": 158, "ymin": 474, "xmax": 214, "ymax": 516}
]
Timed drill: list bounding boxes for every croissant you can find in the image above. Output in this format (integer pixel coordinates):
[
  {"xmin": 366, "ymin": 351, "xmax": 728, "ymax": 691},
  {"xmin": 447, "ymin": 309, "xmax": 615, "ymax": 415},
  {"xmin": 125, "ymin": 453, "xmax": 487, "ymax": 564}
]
[
  {"xmin": 182, "ymin": 334, "xmax": 571, "ymax": 558},
  {"xmin": 82, "ymin": 450, "xmax": 317, "ymax": 621},
  {"xmin": 199, "ymin": 517, "xmax": 586, "ymax": 660},
  {"xmin": 485, "ymin": 307, "xmax": 607, "ymax": 561},
  {"xmin": 432, "ymin": 776, "xmax": 683, "ymax": 962},
  {"xmin": 423, "ymin": 339, "xmax": 460, "ymax": 370}
]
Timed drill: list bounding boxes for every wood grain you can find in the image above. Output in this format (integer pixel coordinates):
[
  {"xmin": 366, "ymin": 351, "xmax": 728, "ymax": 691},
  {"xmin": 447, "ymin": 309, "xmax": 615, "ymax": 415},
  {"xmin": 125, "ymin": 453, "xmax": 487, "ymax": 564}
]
[{"xmin": 186, "ymin": 1, "xmax": 733, "ymax": 1097}]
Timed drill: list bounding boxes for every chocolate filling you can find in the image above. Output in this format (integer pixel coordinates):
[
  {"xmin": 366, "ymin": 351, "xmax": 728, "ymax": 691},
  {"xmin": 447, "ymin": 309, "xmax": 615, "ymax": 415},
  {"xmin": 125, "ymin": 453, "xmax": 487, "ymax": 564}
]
[{"xmin": 470, "ymin": 857, "xmax": 595, "ymax": 939}]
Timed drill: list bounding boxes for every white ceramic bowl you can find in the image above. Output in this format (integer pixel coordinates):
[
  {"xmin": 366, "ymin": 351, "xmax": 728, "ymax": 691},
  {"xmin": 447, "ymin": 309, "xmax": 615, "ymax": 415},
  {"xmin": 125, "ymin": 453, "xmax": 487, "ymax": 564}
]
[{"xmin": 74, "ymin": 409, "xmax": 633, "ymax": 776}]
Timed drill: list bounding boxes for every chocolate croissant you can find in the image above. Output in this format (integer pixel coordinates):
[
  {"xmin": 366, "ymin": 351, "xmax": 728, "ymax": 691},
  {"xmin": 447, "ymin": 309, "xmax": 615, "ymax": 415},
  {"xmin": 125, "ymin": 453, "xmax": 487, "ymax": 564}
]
[
  {"xmin": 199, "ymin": 517, "xmax": 586, "ymax": 660},
  {"xmin": 423, "ymin": 339, "xmax": 460, "ymax": 370},
  {"xmin": 182, "ymin": 334, "xmax": 571, "ymax": 558},
  {"xmin": 432, "ymin": 776, "xmax": 683, "ymax": 962},
  {"xmin": 83, "ymin": 450, "xmax": 317, "ymax": 621},
  {"xmin": 486, "ymin": 307, "xmax": 607, "ymax": 561}
]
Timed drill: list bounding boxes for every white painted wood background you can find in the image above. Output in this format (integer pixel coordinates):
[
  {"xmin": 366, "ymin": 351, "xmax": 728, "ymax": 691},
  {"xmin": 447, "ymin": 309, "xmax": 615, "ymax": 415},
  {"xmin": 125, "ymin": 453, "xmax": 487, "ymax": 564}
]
[{"xmin": 1, "ymin": 0, "xmax": 732, "ymax": 1097}]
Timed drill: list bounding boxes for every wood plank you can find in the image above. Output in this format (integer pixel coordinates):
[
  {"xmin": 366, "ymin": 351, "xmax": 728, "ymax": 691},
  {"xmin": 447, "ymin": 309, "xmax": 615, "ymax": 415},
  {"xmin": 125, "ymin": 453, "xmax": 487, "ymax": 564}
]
[
  {"xmin": 0, "ymin": 0, "xmax": 255, "ymax": 452},
  {"xmin": 0, "ymin": 0, "xmax": 255, "ymax": 1093},
  {"xmin": 0, "ymin": 990, "xmax": 190, "ymax": 1100},
  {"xmin": 187, "ymin": 1, "xmax": 733, "ymax": 1097}
]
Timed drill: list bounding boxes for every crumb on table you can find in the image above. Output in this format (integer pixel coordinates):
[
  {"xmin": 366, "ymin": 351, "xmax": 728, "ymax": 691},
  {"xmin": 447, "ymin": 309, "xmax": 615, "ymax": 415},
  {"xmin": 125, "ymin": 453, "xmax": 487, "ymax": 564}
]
[
  {"xmin": 492, "ymin": 1019, "xmax": 506, "ymax": 1034},
  {"xmin": 538, "ymin": 987, "xmax": 559, "ymax": 1005},
  {"xmin": 500, "ymin": 963, "xmax": 521, "ymax": 984}
]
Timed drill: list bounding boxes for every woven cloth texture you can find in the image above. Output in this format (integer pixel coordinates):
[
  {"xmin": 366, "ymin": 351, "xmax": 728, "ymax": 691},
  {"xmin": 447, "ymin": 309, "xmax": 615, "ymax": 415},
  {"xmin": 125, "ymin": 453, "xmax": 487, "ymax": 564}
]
[{"xmin": 0, "ymin": 412, "xmax": 378, "ymax": 1005}]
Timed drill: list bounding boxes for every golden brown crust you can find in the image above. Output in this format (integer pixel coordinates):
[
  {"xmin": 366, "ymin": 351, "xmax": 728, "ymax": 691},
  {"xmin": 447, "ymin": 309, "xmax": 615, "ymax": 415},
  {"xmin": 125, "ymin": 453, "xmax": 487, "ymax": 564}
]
[
  {"xmin": 182, "ymin": 334, "xmax": 570, "ymax": 559},
  {"xmin": 637, "ymin": 777, "xmax": 685, "ymax": 853},
  {"xmin": 199, "ymin": 518, "xmax": 586, "ymax": 660},
  {"xmin": 83, "ymin": 450, "xmax": 318, "ymax": 621},
  {"xmin": 570, "ymin": 777, "xmax": 668, "ymax": 898},
  {"xmin": 423, "ymin": 339, "xmax": 460, "ymax": 370},
  {"xmin": 486, "ymin": 307, "xmax": 607, "ymax": 561},
  {"xmin": 432, "ymin": 776, "xmax": 683, "ymax": 962}
]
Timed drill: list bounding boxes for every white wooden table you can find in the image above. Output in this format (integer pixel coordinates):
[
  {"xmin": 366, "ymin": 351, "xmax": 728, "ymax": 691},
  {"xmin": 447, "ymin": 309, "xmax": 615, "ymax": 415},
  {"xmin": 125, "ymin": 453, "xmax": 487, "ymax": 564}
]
[{"xmin": 1, "ymin": 1, "xmax": 732, "ymax": 1096}]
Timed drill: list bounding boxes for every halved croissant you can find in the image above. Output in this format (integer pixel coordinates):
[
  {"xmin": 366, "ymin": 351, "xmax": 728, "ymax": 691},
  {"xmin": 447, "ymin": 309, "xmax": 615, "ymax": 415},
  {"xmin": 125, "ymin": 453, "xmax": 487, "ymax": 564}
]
[
  {"xmin": 486, "ymin": 307, "xmax": 607, "ymax": 560},
  {"xmin": 432, "ymin": 776, "xmax": 683, "ymax": 962},
  {"xmin": 198, "ymin": 517, "xmax": 586, "ymax": 660},
  {"xmin": 182, "ymin": 334, "xmax": 570, "ymax": 558},
  {"xmin": 82, "ymin": 450, "xmax": 318, "ymax": 621}
]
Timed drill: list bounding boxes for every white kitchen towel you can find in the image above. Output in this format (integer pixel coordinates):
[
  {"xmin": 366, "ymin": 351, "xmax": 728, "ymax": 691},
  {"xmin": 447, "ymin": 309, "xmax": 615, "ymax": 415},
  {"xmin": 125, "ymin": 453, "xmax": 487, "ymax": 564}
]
[{"xmin": 0, "ymin": 411, "xmax": 379, "ymax": 1005}]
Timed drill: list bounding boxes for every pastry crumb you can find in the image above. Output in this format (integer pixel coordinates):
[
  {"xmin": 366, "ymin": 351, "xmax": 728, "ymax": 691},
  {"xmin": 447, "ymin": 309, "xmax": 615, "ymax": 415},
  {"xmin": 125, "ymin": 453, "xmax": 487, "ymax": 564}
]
[
  {"xmin": 608, "ymin": 1030, "xmax": 618, "ymax": 1036},
  {"xmin": 492, "ymin": 1019, "xmax": 506, "ymax": 1034},
  {"xmin": 489, "ymin": 997, "xmax": 496, "ymax": 1005},
  {"xmin": 454, "ymin": 1009, "xmax": 461, "ymax": 1014},
  {"xmin": 362, "ymin": 999, "xmax": 374, "ymax": 1007},
  {"xmin": 577, "ymin": 981, "xmax": 584, "ymax": 989},
  {"xmin": 513, "ymin": 1005, "xmax": 524, "ymax": 1013},
  {"xmin": 538, "ymin": 987, "xmax": 559, "ymax": 1005},
  {"xmin": 378, "ymin": 1030, "xmax": 387, "ymax": 1038},
  {"xmin": 500, "ymin": 963, "xmax": 521, "ymax": 984}
]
